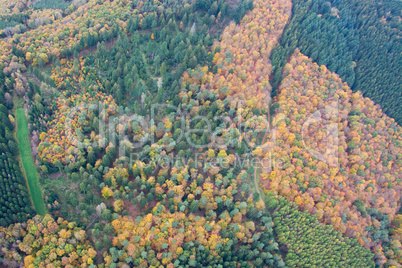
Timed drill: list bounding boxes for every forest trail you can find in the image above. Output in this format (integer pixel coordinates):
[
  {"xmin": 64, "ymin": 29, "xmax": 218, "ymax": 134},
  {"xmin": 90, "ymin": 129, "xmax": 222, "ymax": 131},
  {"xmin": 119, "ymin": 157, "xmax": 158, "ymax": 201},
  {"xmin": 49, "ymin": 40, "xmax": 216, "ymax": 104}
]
[
  {"xmin": 253, "ymin": 100, "xmax": 271, "ymax": 207},
  {"xmin": 15, "ymin": 108, "xmax": 47, "ymax": 215}
]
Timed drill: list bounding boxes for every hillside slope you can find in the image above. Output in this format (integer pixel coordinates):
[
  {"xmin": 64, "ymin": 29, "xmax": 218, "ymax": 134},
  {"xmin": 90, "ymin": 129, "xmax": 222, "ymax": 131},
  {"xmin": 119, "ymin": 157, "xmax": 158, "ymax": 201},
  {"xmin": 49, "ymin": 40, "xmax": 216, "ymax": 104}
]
[{"xmin": 262, "ymin": 49, "xmax": 402, "ymax": 265}]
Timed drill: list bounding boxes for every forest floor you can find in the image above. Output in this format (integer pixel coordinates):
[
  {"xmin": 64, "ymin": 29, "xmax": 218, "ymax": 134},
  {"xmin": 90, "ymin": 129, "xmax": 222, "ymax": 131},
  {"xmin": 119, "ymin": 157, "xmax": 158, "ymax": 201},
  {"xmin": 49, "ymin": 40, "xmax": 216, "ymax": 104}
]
[{"xmin": 15, "ymin": 108, "xmax": 47, "ymax": 215}]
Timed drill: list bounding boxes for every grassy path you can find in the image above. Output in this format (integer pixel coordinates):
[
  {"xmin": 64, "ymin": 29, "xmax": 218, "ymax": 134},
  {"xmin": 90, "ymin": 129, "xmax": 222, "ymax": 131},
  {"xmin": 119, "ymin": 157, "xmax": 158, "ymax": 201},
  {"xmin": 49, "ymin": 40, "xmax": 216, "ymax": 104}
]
[
  {"xmin": 15, "ymin": 108, "xmax": 47, "ymax": 215},
  {"xmin": 253, "ymin": 102, "xmax": 271, "ymax": 209}
]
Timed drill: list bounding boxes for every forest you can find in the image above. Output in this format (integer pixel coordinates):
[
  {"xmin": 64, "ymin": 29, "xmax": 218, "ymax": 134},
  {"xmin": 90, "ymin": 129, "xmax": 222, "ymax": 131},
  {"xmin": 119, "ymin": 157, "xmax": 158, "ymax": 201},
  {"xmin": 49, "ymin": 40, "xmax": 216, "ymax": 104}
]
[
  {"xmin": 263, "ymin": 49, "xmax": 402, "ymax": 266},
  {"xmin": 0, "ymin": 84, "xmax": 34, "ymax": 227},
  {"xmin": 0, "ymin": 0, "xmax": 401, "ymax": 267},
  {"xmin": 270, "ymin": 0, "xmax": 401, "ymax": 124}
]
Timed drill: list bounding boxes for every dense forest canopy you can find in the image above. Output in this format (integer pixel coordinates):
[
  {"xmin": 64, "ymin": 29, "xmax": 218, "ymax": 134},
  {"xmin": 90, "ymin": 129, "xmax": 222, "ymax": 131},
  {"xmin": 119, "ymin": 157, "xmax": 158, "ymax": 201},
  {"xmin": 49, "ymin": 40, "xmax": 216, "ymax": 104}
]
[
  {"xmin": 271, "ymin": 0, "xmax": 402, "ymax": 124},
  {"xmin": 0, "ymin": 0, "xmax": 401, "ymax": 267},
  {"xmin": 265, "ymin": 49, "xmax": 402, "ymax": 266}
]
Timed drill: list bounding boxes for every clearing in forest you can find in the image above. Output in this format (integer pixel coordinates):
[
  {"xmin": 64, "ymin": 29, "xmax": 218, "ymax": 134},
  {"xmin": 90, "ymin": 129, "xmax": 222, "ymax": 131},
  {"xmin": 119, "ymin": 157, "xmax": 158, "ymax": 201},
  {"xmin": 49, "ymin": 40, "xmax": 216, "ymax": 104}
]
[{"xmin": 16, "ymin": 108, "xmax": 46, "ymax": 215}]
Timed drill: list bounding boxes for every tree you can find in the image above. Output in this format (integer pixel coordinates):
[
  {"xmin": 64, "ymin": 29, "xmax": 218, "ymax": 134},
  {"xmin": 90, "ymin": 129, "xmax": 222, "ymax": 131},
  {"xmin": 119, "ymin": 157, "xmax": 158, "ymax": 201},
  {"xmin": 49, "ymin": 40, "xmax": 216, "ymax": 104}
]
[
  {"xmin": 160, "ymin": 62, "xmax": 167, "ymax": 76},
  {"xmin": 95, "ymin": 240, "xmax": 103, "ymax": 251},
  {"xmin": 7, "ymin": 140, "xmax": 18, "ymax": 155}
]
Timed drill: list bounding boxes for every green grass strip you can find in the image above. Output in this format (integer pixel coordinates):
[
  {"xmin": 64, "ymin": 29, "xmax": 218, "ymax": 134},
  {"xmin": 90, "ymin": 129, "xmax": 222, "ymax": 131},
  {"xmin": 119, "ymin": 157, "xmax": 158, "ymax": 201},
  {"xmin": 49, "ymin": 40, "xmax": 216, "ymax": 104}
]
[{"xmin": 15, "ymin": 108, "xmax": 47, "ymax": 215}]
